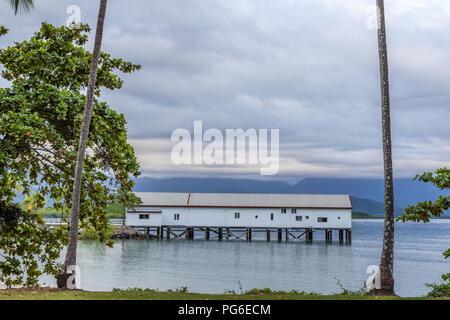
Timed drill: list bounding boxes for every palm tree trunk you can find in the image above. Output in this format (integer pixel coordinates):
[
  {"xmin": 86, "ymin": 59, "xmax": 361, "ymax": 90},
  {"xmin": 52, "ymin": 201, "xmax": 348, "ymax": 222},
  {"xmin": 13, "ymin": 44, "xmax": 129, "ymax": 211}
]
[
  {"xmin": 56, "ymin": 0, "xmax": 108, "ymax": 289},
  {"xmin": 373, "ymin": 0, "xmax": 396, "ymax": 295}
]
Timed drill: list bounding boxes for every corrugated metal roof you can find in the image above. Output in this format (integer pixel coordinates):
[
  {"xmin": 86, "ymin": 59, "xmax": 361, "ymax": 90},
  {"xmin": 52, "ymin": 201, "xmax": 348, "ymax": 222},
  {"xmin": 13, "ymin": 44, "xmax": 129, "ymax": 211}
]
[{"xmin": 134, "ymin": 192, "xmax": 352, "ymax": 209}]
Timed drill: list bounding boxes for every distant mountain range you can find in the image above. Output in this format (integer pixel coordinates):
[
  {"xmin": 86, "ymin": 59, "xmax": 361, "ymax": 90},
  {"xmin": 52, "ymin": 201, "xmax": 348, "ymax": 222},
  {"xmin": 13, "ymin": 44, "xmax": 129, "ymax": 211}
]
[{"xmin": 133, "ymin": 177, "xmax": 448, "ymax": 217}]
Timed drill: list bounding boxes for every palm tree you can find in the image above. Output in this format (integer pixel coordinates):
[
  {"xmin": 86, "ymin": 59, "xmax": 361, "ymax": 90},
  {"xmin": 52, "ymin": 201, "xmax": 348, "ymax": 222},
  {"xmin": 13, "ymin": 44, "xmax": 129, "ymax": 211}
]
[
  {"xmin": 372, "ymin": 0, "xmax": 396, "ymax": 296},
  {"xmin": 56, "ymin": 0, "xmax": 108, "ymax": 289},
  {"xmin": 8, "ymin": 0, "xmax": 34, "ymax": 15}
]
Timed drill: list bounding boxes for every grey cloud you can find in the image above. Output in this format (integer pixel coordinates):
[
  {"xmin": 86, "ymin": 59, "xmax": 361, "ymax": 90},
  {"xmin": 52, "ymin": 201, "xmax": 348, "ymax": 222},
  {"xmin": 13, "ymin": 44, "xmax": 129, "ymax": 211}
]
[{"xmin": 1, "ymin": 0, "xmax": 449, "ymax": 180}]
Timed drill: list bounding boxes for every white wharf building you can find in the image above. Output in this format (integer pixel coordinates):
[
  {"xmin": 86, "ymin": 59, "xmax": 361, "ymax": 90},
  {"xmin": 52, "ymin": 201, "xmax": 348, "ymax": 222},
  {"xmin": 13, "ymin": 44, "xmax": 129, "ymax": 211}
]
[{"xmin": 126, "ymin": 192, "xmax": 353, "ymax": 242}]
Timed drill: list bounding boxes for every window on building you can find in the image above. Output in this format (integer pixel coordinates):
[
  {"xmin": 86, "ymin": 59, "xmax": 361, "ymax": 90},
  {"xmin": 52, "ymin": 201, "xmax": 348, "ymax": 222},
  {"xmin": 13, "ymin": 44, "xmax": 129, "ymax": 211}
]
[
  {"xmin": 174, "ymin": 213, "xmax": 180, "ymax": 221},
  {"xmin": 305, "ymin": 216, "xmax": 309, "ymax": 219},
  {"xmin": 318, "ymin": 217, "xmax": 328, "ymax": 223},
  {"xmin": 235, "ymin": 212, "xmax": 240, "ymax": 219},
  {"xmin": 281, "ymin": 208, "xmax": 287, "ymax": 213},
  {"xmin": 296, "ymin": 216, "xmax": 302, "ymax": 221},
  {"xmin": 338, "ymin": 217, "xmax": 341, "ymax": 220},
  {"xmin": 291, "ymin": 208, "xmax": 297, "ymax": 213},
  {"xmin": 139, "ymin": 214, "xmax": 149, "ymax": 220},
  {"xmin": 270, "ymin": 213, "xmax": 274, "ymax": 221},
  {"xmin": 255, "ymin": 215, "xmax": 258, "ymax": 219}
]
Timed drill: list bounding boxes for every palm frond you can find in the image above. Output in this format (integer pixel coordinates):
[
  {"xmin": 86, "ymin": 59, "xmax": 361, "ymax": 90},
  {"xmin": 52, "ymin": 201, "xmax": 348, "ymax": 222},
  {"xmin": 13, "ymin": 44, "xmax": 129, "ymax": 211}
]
[{"xmin": 9, "ymin": 0, "xmax": 34, "ymax": 15}]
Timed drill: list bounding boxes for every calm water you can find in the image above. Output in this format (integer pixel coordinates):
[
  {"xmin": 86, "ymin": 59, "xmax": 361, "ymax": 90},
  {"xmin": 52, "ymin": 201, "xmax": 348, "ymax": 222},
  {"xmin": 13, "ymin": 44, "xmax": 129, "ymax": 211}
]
[{"xmin": 42, "ymin": 220, "xmax": 449, "ymax": 297}]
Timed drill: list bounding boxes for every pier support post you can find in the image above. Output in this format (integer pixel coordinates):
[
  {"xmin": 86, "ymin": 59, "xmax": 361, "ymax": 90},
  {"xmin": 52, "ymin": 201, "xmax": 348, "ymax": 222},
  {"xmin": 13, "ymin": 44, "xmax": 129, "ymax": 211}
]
[
  {"xmin": 189, "ymin": 227, "xmax": 195, "ymax": 240},
  {"xmin": 339, "ymin": 230, "xmax": 344, "ymax": 243},
  {"xmin": 266, "ymin": 229, "xmax": 271, "ymax": 242},
  {"xmin": 326, "ymin": 229, "xmax": 332, "ymax": 243},
  {"xmin": 205, "ymin": 227, "xmax": 210, "ymax": 240},
  {"xmin": 166, "ymin": 227, "xmax": 170, "ymax": 240},
  {"xmin": 157, "ymin": 227, "xmax": 162, "ymax": 239},
  {"xmin": 285, "ymin": 228, "xmax": 289, "ymax": 242},
  {"xmin": 246, "ymin": 228, "xmax": 252, "ymax": 241},
  {"xmin": 218, "ymin": 228, "xmax": 223, "ymax": 241},
  {"xmin": 226, "ymin": 228, "xmax": 230, "ymax": 240},
  {"xmin": 278, "ymin": 229, "xmax": 282, "ymax": 242},
  {"xmin": 345, "ymin": 230, "xmax": 352, "ymax": 243},
  {"xmin": 306, "ymin": 229, "xmax": 313, "ymax": 243}
]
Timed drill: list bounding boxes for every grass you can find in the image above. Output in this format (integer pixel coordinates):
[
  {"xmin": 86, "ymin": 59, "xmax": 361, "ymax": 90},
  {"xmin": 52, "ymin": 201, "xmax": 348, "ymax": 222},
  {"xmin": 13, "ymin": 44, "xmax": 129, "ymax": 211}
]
[{"xmin": 0, "ymin": 287, "xmax": 448, "ymax": 300}]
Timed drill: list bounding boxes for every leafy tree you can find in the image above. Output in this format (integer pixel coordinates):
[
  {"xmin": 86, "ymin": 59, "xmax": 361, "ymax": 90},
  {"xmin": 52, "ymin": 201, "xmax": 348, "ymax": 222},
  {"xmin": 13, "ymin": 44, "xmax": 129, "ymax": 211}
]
[
  {"xmin": 0, "ymin": 23, "xmax": 141, "ymax": 285},
  {"xmin": 114, "ymin": 190, "xmax": 142, "ymax": 226},
  {"xmin": 0, "ymin": 201, "xmax": 65, "ymax": 287},
  {"xmin": 63, "ymin": 0, "xmax": 108, "ymax": 289},
  {"xmin": 23, "ymin": 191, "xmax": 46, "ymax": 212},
  {"xmin": 398, "ymin": 168, "xmax": 450, "ymax": 290},
  {"xmin": 372, "ymin": 0, "xmax": 396, "ymax": 296}
]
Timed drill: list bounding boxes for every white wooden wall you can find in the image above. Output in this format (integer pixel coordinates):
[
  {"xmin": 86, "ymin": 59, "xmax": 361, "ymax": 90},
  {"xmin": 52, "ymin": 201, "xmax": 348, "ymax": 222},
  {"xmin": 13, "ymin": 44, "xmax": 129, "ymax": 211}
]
[{"xmin": 126, "ymin": 207, "xmax": 351, "ymax": 229}]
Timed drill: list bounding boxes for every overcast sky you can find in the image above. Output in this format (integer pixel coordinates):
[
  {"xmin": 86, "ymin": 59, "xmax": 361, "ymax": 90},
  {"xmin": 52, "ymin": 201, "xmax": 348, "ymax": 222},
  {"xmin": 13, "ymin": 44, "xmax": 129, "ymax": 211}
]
[{"xmin": 1, "ymin": 0, "xmax": 449, "ymax": 182}]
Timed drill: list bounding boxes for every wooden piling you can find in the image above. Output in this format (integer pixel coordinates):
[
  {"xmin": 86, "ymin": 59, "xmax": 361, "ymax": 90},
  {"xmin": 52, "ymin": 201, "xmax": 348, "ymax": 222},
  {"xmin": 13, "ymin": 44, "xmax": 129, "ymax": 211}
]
[
  {"xmin": 166, "ymin": 227, "xmax": 170, "ymax": 240},
  {"xmin": 306, "ymin": 229, "xmax": 313, "ymax": 243},
  {"xmin": 278, "ymin": 228, "xmax": 282, "ymax": 242},
  {"xmin": 226, "ymin": 228, "xmax": 230, "ymax": 240},
  {"xmin": 345, "ymin": 229, "xmax": 352, "ymax": 243},
  {"xmin": 246, "ymin": 228, "xmax": 252, "ymax": 241},
  {"xmin": 266, "ymin": 228, "xmax": 271, "ymax": 241},
  {"xmin": 218, "ymin": 228, "xmax": 223, "ymax": 241},
  {"xmin": 205, "ymin": 227, "xmax": 210, "ymax": 240},
  {"xmin": 339, "ymin": 229, "xmax": 344, "ymax": 243},
  {"xmin": 285, "ymin": 228, "xmax": 289, "ymax": 242},
  {"xmin": 157, "ymin": 227, "xmax": 162, "ymax": 239},
  {"xmin": 190, "ymin": 227, "xmax": 195, "ymax": 240}
]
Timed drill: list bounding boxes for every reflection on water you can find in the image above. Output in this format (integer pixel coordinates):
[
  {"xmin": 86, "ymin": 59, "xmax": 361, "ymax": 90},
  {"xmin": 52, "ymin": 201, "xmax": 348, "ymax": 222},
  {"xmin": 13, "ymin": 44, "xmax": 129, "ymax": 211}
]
[{"xmin": 41, "ymin": 220, "xmax": 449, "ymax": 296}]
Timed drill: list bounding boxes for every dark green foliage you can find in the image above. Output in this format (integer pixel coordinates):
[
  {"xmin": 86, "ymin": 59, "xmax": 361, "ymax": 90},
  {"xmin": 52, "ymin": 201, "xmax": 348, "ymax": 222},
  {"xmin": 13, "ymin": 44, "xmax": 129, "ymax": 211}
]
[
  {"xmin": 0, "ymin": 23, "xmax": 141, "ymax": 246},
  {"xmin": 0, "ymin": 26, "xmax": 8, "ymax": 36},
  {"xmin": 0, "ymin": 202, "xmax": 65, "ymax": 287},
  {"xmin": 398, "ymin": 168, "xmax": 449, "ymax": 223},
  {"xmin": 397, "ymin": 168, "xmax": 449, "ymax": 294},
  {"xmin": 335, "ymin": 278, "xmax": 367, "ymax": 296},
  {"xmin": 425, "ymin": 282, "xmax": 450, "ymax": 298}
]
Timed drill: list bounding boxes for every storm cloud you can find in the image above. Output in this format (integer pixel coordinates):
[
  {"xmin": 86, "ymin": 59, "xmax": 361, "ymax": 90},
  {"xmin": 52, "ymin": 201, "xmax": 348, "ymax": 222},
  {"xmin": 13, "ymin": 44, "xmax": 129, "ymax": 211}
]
[{"xmin": 1, "ymin": 0, "xmax": 449, "ymax": 181}]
